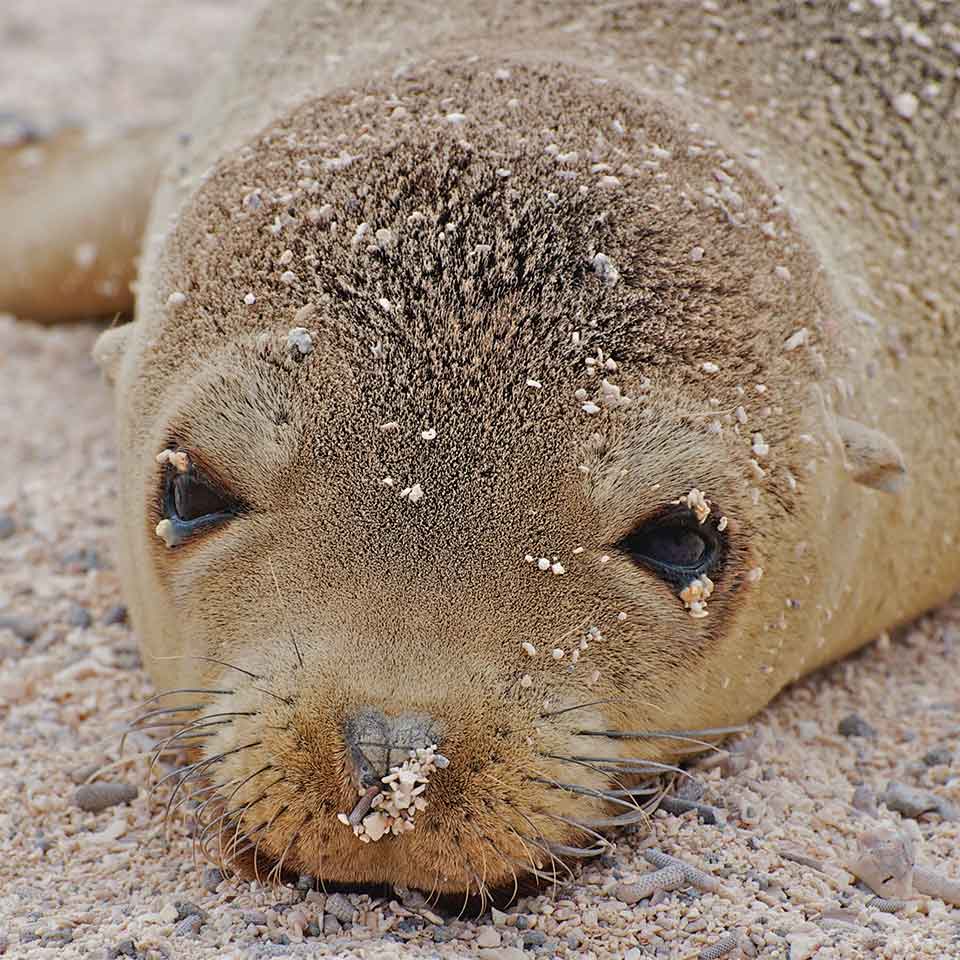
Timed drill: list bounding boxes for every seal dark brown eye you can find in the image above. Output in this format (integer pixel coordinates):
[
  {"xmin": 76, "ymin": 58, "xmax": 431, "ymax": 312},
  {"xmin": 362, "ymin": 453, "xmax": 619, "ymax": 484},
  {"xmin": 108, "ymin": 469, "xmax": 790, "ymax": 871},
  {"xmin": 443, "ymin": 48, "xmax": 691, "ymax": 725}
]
[
  {"xmin": 618, "ymin": 511, "xmax": 722, "ymax": 582},
  {"xmin": 160, "ymin": 461, "xmax": 239, "ymax": 545},
  {"xmin": 172, "ymin": 474, "xmax": 232, "ymax": 523}
]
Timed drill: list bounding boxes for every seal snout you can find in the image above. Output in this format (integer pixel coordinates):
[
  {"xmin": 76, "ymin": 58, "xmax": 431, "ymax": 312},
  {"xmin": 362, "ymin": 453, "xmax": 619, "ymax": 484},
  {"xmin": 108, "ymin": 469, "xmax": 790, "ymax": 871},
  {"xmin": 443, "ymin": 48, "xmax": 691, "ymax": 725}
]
[{"xmin": 343, "ymin": 707, "xmax": 443, "ymax": 790}]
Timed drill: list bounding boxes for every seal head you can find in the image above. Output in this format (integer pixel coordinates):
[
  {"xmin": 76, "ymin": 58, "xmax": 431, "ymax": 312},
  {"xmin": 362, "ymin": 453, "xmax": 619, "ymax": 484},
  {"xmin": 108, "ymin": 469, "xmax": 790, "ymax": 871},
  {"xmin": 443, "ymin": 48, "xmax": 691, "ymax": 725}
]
[{"xmin": 107, "ymin": 60, "xmax": 858, "ymax": 891}]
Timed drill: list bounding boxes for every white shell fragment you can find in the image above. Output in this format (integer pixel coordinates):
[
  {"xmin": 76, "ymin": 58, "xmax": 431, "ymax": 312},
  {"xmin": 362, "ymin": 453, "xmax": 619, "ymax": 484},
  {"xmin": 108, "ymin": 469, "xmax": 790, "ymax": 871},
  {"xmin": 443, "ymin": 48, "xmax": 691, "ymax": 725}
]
[
  {"xmin": 154, "ymin": 519, "xmax": 178, "ymax": 548},
  {"xmin": 680, "ymin": 575, "xmax": 714, "ymax": 619},
  {"xmin": 591, "ymin": 252, "xmax": 620, "ymax": 287},
  {"xmin": 676, "ymin": 488, "xmax": 711, "ymax": 524},
  {"xmin": 338, "ymin": 745, "xmax": 446, "ymax": 843},
  {"xmin": 155, "ymin": 448, "xmax": 189, "ymax": 473},
  {"xmin": 286, "ymin": 327, "xmax": 313, "ymax": 356},
  {"xmin": 783, "ymin": 327, "xmax": 810, "ymax": 351}
]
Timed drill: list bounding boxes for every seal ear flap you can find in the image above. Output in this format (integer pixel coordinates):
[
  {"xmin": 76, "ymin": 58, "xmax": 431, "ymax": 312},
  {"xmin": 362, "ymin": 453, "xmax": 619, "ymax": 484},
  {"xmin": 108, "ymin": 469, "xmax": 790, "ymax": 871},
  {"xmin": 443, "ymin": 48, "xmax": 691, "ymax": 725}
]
[
  {"xmin": 834, "ymin": 416, "xmax": 907, "ymax": 493},
  {"xmin": 92, "ymin": 322, "xmax": 132, "ymax": 386}
]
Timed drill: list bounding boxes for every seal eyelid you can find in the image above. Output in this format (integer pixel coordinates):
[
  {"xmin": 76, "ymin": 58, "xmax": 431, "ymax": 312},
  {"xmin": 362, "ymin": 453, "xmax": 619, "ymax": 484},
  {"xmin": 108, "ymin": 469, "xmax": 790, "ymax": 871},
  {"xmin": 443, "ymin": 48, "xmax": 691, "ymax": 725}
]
[{"xmin": 616, "ymin": 508, "xmax": 724, "ymax": 583}]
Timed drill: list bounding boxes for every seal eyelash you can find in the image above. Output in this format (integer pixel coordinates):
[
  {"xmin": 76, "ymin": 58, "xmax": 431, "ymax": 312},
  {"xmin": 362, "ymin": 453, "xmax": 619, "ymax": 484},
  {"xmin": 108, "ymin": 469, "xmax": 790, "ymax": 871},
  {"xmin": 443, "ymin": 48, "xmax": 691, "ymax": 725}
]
[
  {"xmin": 155, "ymin": 453, "xmax": 242, "ymax": 548},
  {"xmin": 616, "ymin": 507, "xmax": 726, "ymax": 585}
]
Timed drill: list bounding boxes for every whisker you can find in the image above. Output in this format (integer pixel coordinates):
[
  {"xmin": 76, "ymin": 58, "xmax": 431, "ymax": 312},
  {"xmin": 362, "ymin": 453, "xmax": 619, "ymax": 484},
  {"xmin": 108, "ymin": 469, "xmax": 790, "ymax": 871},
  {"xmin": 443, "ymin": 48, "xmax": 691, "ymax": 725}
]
[
  {"xmin": 540, "ymin": 698, "xmax": 624, "ymax": 719},
  {"xmin": 465, "ymin": 820, "xmax": 520, "ymax": 906},
  {"xmin": 268, "ymin": 557, "xmax": 305, "ymax": 668},
  {"xmin": 136, "ymin": 688, "xmax": 234, "ymax": 707},
  {"xmin": 532, "ymin": 804, "xmax": 613, "ymax": 845},
  {"xmin": 155, "ymin": 741, "xmax": 264, "ymax": 832},
  {"xmin": 576, "ymin": 725, "xmax": 746, "ymax": 749},
  {"xmin": 268, "ymin": 814, "xmax": 307, "ymax": 885},
  {"xmin": 251, "ymin": 685, "xmax": 294, "ymax": 707},
  {"xmin": 253, "ymin": 804, "xmax": 289, "ymax": 885},
  {"xmin": 527, "ymin": 774, "xmax": 658, "ymax": 811},
  {"xmin": 542, "ymin": 753, "xmax": 689, "ymax": 778},
  {"xmin": 150, "ymin": 653, "xmax": 264, "ymax": 681},
  {"xmin": 512, "ymin": 810, "xmax": 575, "ymax": 884}
]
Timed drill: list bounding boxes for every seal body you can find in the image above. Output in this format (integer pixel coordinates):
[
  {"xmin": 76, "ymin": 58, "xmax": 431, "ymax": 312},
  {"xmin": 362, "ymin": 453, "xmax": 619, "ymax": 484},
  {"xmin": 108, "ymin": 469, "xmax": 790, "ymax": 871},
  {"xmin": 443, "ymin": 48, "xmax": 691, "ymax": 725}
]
[{"xmin": 28, "ymin": 1, "xmax": 960, "ymax": 890}]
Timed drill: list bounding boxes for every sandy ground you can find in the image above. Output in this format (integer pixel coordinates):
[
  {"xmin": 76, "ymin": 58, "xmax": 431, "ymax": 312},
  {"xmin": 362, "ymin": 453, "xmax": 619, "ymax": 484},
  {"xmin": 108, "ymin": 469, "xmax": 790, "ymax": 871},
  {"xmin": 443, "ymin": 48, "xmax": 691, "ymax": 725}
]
[{"xmin": 1, "ymin": 2, "xmax": 959, "ymax": 958}]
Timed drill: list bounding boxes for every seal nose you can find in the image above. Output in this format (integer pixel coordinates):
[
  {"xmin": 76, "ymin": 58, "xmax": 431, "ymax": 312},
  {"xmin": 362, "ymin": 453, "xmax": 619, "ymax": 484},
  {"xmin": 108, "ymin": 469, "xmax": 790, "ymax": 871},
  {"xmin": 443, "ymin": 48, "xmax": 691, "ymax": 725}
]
[{"xmin": 344, "ymin": 707, "xmax": 443, "ymax": 790}]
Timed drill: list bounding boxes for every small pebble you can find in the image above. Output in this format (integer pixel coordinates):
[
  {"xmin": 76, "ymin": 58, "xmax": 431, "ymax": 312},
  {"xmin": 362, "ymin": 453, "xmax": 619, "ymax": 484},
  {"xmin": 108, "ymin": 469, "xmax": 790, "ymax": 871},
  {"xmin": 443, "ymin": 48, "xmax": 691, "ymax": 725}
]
[
  {"xmin": 74, "ymin": 782, "xmax": 138, "ymax": 813},
  {"xmin": 325, "ymin": 893, "xmax": 355, "ymax": 924},
  {"xmin": 0, "ymin": 514, "xmax": 15, "ymax": 539},
  {"xmin": 65, "ymin": 605, "xmax": 93, "ymax": 629},
  {"xmin": 922, "ymin": 747, "xmax": 953, "ymax": 767},
  {"xmin": 202, "ymin": 867, "xmax": 224, "ymax": 892},
  {"xmin": 475, "ymin": 926, "xmax": 501, "ymax": 948},
  {"xmin": 61, "ymin": 547, "xmax": 104, "ymax": 572},
  {"xmin": 0, "ymin": 614, "xmax": 41, "ymax": 641},
  {"xmin": 103, "ymin": 604, "xmax": 128, "ymax": 626},
  {"xmin": 838, "ymin": 714, "xmax": 876, "ymax": 738},
  {"xmin": 882, "ymin": 781, "xmax": 958, "ymax": 820}
]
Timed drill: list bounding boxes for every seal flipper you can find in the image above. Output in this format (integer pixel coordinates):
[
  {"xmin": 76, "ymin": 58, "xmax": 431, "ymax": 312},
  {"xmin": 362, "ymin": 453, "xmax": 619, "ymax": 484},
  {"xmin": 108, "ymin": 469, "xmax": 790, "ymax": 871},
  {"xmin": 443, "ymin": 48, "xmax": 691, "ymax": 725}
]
[{"xmin": 0, "ymin": 125, "xmax": 170, "ymax": 323}]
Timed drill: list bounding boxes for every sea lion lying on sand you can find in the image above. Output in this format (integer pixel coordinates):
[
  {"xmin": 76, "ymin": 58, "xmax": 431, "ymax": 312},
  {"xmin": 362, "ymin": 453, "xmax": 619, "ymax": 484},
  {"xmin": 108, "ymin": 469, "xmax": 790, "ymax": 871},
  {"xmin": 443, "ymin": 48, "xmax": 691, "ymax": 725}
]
[{"xmin": 2, "ymin": 0, "xmax": 958, "ymax": 894}]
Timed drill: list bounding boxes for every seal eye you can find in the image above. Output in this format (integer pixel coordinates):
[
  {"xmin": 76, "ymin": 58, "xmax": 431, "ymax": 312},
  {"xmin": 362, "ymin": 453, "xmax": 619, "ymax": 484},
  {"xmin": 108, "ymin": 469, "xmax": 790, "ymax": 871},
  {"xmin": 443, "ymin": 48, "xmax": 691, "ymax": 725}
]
[
  {"xmin": 618, "ymin": 512, "xmax": 721, "ymax": 581},
  {"xmin": 160, "ymin": 465, "xmax": 238, "ymax": 545},
  {"xmin": 636, "ymin": 525, "xmax": 707, "ymax": 567},
  {"xmin": 172, "ymin": 474, "xmax": 232, "ymax": 523}
]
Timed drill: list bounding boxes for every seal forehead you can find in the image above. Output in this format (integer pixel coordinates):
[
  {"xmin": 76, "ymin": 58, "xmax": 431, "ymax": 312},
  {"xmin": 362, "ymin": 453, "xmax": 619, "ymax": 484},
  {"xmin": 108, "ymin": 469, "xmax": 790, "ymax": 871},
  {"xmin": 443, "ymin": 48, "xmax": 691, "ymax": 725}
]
[
  {"xmin": 155, "ymin": 56, "xmax": 833, "ymax": 394},
  {"xmin": 142, "ymin": 58, "xmax": 838, "ymax": 537}
]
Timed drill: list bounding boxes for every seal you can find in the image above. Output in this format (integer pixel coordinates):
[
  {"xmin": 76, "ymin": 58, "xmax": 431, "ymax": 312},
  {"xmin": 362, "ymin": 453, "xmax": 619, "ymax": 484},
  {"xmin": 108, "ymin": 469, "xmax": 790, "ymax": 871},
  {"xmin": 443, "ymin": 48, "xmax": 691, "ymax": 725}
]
[{"xmin": 3, "ymin": 0, "xmax": 958, "ymax": 894}]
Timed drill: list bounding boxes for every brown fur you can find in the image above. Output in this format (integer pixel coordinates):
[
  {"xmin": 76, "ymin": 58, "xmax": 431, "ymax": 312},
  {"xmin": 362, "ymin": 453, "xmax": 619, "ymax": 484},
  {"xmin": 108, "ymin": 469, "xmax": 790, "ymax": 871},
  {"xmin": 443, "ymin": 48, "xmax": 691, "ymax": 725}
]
[{"xmin": 3, "ymin": 1, "xmax": 959, "ymax": 893}]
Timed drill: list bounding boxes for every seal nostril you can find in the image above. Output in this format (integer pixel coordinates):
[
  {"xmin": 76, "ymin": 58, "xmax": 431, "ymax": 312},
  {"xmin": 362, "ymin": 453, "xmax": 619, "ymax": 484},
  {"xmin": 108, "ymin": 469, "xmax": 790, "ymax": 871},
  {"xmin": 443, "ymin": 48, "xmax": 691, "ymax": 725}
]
[{"xmin": 343, "ymin": 707, "xmax": 443, "ymax": 790}]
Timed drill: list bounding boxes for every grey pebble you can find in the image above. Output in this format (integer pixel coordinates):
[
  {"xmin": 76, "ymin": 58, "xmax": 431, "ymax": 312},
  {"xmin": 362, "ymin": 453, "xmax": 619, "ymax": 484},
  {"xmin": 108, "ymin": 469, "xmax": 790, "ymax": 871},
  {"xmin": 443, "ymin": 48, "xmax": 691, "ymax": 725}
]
[
  {"xmin": 881, "ymin": 781, "xmax": 959, "ymax": 820},
  {"xmin": 73, "ymin": 781, "xmax": 138, "ymax": 813},
  {"xmin": 322, "ymin": 915, "xmax": 341, "ymax": 936},
  {"xmin": 306, "ymin": 921, "xmax": 322, "ymax": 937},
  {"xmin": 108, "ymin": 940, "xmax": 139, "ymax": 959},
  {"xmin": 242, "ymin": 910, "xmax": 269, "ymax": 926},
  {"xmin": 922, "ymin": 746, "xmax": 953, "ymax": 767},
  {"xmin": 431, "ymin": 927, "xmax": 458, "ymax": 943},
  {"xmin": 65, "ymin": 605, "xmax": 92, "ymax": 629},
  {"xmin": 838, "ymin": 713, "xmax": 876, "ymax": 738},
  {"xmin": 103, "ymin": 604, "xmax": 129, "ymax": 625},
  {"xmin": 112, "ymin": 645, "xmax": 142, "ymax": 670},
  {"xmin": 175, "ymin": 901, "xmax": 206, "ymax": 922},
  {"xmin": 0, "ymin": 514, "xmax": 15, "ymax": 539},
  {"xmin": 61, "ymin": 547, "xmax": 105, "ymax": 572},
  {"xmin": 202, "ymin": 867, "xmax": 224, "ymax": 892},
  {"xmin": 324, "ymin": 893, "xmax": 355, "ymax": 924},
  {"xmin": 70, "ymin": 762, "xmax": 105, "ymax": 785},
  {"xmin": 521, "ymin": 930, "xmax": 547, "ymax": 947},
  {"xmin": 513, "ymin": 914, "xmax": 530, "ymax": 930},
  {"xmin": 0, "ymin": 614, "xmax": 41, "ymax": 641}
]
